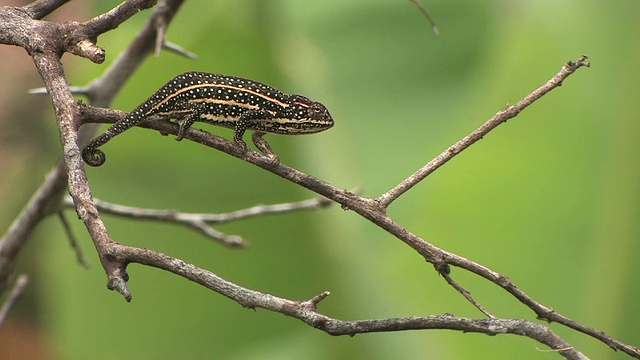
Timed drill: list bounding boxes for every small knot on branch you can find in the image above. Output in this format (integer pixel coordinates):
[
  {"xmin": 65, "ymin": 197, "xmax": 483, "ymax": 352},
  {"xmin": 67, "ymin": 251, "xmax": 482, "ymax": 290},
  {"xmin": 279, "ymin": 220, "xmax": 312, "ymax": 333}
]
[
  {"xmin": 300, "ymin": 291, "xmax": 331, "ymax": 311},
  {"xmin": 107, "ymin": 265, "xmax": 131, "ymax": 301},
  {"xmin": 565, "ymin": 55, "xmax": 590, "ymax": 73}
]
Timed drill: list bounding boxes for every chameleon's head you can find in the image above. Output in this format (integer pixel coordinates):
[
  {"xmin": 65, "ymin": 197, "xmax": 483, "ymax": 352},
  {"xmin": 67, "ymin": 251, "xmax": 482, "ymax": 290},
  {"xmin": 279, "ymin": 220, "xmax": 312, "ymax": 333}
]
[{"xmin": 286, "ymin": 95, "xmax": 334, "ymax": 134}]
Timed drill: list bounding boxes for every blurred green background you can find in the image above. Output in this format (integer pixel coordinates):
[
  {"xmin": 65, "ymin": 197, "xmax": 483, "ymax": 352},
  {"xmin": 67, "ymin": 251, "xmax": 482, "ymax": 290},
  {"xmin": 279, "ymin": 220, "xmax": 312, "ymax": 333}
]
[{"xmin": 1, "ymin": 0, "xmax": 638, "ymax": 359}]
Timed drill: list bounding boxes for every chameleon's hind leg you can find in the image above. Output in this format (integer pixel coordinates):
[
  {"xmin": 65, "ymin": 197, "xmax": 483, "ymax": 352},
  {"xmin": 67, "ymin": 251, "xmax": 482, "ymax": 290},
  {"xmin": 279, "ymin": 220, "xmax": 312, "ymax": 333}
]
[
  {"xmin": 174, "ymin": 101, "xmax": 206, "ymax": 141},
  {"xmin": 175, "ymin": 112, "xmax": 200, "ymax": 141},
  {"xmin": 233, "ymin": 109, "xmax": 272, "ymax": 153}
]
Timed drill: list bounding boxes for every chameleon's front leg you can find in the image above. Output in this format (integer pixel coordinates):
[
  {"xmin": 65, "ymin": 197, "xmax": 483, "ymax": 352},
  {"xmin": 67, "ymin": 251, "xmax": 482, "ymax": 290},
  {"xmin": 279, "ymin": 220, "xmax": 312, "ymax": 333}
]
[
  {"xmin": 251, "ymin": 131, "xmax": 280, "ymax": 166},
  {"xmin": 232, "ymin": 118, "xmax": 249, "ymax": 152},
  {"xmin": 233, "ymin": 110, "xmax": 279, "ymax": 166}
]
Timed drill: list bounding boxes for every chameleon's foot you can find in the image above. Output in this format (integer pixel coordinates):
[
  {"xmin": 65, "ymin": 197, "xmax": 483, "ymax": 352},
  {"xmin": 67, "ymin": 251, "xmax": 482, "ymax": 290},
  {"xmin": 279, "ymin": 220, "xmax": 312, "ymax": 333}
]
[
  {"xmin": 175, "ymin": 126, "xmax": 185, "ymax": 141},
  {"xmin": 267, "ymin": 154, "xmax": 280, "ymax": 167},
  {"xmin": 252, "ymin": 131, "xmax": 280, "ymax": 167},
  {"xmin": 176, "ymin": 114, "xmax": 198, "ymax": 141},
  {"xmin": 235, "ymin": 138, "xmax": 248, "ymax": 153}
]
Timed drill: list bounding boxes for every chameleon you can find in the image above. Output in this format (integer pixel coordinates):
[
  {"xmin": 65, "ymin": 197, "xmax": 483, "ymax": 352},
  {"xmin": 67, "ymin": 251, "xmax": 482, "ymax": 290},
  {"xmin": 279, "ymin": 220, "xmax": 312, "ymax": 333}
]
[{"xmin": 82, "ymin": 71, "xmax": 334, "ymax": 167}]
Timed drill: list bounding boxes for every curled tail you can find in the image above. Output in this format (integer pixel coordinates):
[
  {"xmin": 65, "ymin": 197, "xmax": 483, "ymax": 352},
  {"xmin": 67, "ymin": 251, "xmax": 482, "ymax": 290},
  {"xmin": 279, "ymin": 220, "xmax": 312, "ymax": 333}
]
[
  {"xmin": 82, "ymin": 131, "xmax": 113, "ymax": 167},
  {"xmin": 82, "ymin": 110, "xmax": 143, "ymax": 167}
]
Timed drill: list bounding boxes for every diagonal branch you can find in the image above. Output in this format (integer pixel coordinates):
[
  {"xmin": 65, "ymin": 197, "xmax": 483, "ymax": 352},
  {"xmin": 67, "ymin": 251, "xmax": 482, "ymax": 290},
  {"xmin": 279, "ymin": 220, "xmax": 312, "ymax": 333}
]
[
  {"xmin": 377, "ymin": 55, "xmax": 591, "ymax": 208},
  {"xmin": 22, "ymin": 0, "xmax": 70, "ymax": 19},
  {"xmin": 57, "ymin": 211, "xmax": 91, "ymax": 268},
  {"xmin": 0, "ymin": 274, "xmax": 29, "ymax": 327},
  {"xmin": 83, "ymin": 0, "xmax": 159, "ymax": 36},
  {"xmin": 408, "ymin": 0, "xmax": 439, "ymax": 35},
  {"xmin": 441, "ymin": 272, "xmax": 494, "ymax": 318}
]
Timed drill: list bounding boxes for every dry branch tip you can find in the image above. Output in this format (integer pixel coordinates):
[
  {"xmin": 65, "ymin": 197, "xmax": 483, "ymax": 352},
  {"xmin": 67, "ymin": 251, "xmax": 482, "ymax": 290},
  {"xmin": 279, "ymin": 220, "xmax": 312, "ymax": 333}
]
[
  {"xmin": 107, "ymin": 265, "xmax": 131, "ymax": 301},
  {"xmin": 301, "ymin": 291, "xmax": 330, "ymax": 311},
  {"xmin": 569, "ymin": 55, "xmax": 590, "ymax": 70},
  {"xmin": 163, "ymin": 41, "xmax": 198, "ymax": 59}
]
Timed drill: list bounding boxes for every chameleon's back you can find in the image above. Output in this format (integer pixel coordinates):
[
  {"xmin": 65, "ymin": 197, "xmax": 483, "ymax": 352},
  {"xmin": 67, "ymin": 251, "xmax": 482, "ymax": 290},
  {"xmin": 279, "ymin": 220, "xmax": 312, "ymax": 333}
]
[{"xmin": 147, "ymin": 72, "xmax": 292, "ymax": 125}]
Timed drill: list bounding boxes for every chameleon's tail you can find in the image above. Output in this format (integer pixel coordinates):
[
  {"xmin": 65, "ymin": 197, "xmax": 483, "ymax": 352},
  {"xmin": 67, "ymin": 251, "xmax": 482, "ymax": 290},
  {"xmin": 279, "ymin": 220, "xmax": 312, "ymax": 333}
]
[
  {"xmin": 82, "ymin": 130, "xmax": 114, "ymax": 167},
  {"xmin": 82, "ymin": 110, "xmax": 143, "ymax": 167}
]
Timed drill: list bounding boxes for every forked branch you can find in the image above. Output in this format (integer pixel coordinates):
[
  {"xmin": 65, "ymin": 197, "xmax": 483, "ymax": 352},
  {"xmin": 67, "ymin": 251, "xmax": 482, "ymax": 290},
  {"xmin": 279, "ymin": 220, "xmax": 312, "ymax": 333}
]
[
  {"xmin": 62, "ymin": 195, "xmax": 332, "ymax": 248},
  {"xmin": 80, "ymin": 55, "xmax": 640, "ymax": 358},
  {"xmin": 378, "ymin": 55, "xmax": 591, "ymax": 207}
]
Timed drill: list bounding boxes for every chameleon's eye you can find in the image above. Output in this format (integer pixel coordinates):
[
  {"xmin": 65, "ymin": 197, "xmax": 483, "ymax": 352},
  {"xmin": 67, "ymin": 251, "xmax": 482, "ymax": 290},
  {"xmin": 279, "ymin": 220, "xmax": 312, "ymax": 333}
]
[
  {"xmin": 287, "ymin": 94, "xmax": 333, "ymax": 131},
  {"xmin": 308, "ymin": 101, "xmax": 332, "ymax": 121},
  {"xmin": 290, "ymin": 95, "xmax": 332, "ymax": 121}
]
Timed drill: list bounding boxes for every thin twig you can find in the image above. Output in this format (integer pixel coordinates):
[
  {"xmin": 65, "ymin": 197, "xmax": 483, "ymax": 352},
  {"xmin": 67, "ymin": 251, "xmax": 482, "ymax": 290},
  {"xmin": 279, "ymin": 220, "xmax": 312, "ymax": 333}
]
[
  {"xmin": 408, "ymin": 0, "xmax": 439, "ymax": 35},
  {"xmin": 57, "ymin": 212, "xmax": 91, "ymax": 268},
  {"xmin": 163, "ymin": 40, "xmax": 198, "ymax": 59},
  {"xmin": 62, "ymin": 195, "xmax": 332, "ymax": 247},
  {"xmin": 0, "ymin": 274, "xmax": 29, "ymax": 327},
  {"xmin": 378, "ymin": 55, "xmax": 590, "ymax": 207},
  {"xmin": 79, "ymin": 196, "xmax": 332, "ymax": 223},
  {"xmin": 441, "ymin": 271, "xmax": 494, "ymax": 318}
]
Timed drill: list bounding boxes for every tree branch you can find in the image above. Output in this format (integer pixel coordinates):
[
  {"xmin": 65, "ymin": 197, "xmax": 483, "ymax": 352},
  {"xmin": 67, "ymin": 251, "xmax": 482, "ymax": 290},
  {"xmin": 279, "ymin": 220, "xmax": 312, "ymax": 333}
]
[
  {"xmin": 22, "ymin": 0, "xmax": 70, "ymax": 20},
  {"xmin": 377, "ymin": 55, "xmax": 591, "ymax": 207},
  {"xmin": 112, "ymin": 243, "xmax": 586, "ymax": 360},
  {"xmin": 57, "ymin": 211, "xmax": 91, "ymax": 268},
  {"xmin": 0, "ymin": 274, "xmax": 29, "ymax": 327},
  {"xmin": 0, "ymin": 0, "xmax": 184, "ymax": 297},
  {"xmin": 78, "ymin": 56, "xmax": 640, "ymax": 358},
  {"xmin": 61, "ymin": 195, "xmax": 332, "ymax": 248}
]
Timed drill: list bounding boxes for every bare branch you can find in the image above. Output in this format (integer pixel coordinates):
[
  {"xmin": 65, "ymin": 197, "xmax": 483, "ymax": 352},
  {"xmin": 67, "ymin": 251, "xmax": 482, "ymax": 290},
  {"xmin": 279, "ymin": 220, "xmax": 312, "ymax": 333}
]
[
  {"xmin": 57, "ymin": 212, "xmax": 91, "ymax": 268},
  {"xmin": 22, "ymin": 0, "xmax": 70, "ymax": 20},
  {"xmin": 408, "ymin": 0, "xmax": 439, "ymax": 35},
  {"xmin": 0, "ymin": 0, "xmax": 186, "ymax": 300},
  {"xmin": 162, "ymin": 40, "xmax": 198, "ymax": 59},
  {"xmin": 82, "ymin": 0, "xmax": 185, "ymax": 107},
  {"xmin": 378, "ymin": 55, "xmax": 591, "ymax": 207},
  {"xmin": 61, "ymin": 195, "xmax": 331, "ymax": 248},
  {"xmin": 0, "ymin": 274, "xmax": 29, "ymax": 327},
  {"xmin": 83, "ymin": 195, "xmax": 331, "ymax": 222},
  {"xmin": 1, "ymin": 1, "xmax": 634, "ymax": 356},
  {"xmin": 0, "ymin": 162, "xmax": 67, "ymax": 293},
  {"xmin": 441, "ymin": 272, "xmax": 494, "ymax": 318},
  {"xmin": 82, "ymin": 0, "xmax": 158, "ymax": 37},
  {"xmin": 111, "ymin": 244, "xmax": 587, "ymax": 360},
  {"xmin": 78, "ymin": 55, "xmax": 640, "ymax": 357}
]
